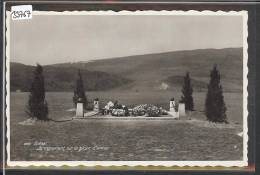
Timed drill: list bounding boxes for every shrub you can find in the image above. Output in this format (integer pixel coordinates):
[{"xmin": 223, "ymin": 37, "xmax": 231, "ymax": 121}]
[
  {"xmin": 181, "ymin": 72, "xmax": 194, "ymax": 111},
  {"xmin": 26, "ymin": 64, "xmax": 48, "ymax": 120},
  {"xmin": 132, "ymin": 104, "xmax": 147, "ymax": 116},
  {"xmin": 73, "ymin": 70, "xmax": 87, "ymax": 109},
  {"xmin": 124, "ymin": 106, "xmax": 130, "ymax": 116},
  {"xmin": 205, "ymin": 65, "xmax": 227, "ymax": 123},
  {"xmin": 132, "ymin": 104, "xmax": 161, "ymax": 117},
  {"xmin": 111, "ymin": 109, "xmax": 125, "ymax": 116},
  {"xmin": 146, "ymin": 105, "xmax": 160, "ymax": 117}
]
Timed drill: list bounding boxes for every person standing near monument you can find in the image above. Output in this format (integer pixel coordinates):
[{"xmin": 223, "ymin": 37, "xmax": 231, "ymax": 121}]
[
  {"xmin": 170, "ymin": 97, "xmax": 176, "ymax": 112},
  {"xmin": 93, "ymin": 98, "xmax": 99, "ymax": 112}
]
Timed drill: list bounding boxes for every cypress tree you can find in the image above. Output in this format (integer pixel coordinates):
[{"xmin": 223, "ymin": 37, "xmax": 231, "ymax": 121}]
[
  {"xmin": 181, "ymin": 72, "xmax": 194, "ymax": 111},
  {"xmin": 73, "ymin": 70, "xmax": 87, "ymax": 109},
  {"xmin": 26, "ymin": 64, "xmax": 48, "ymax": 120},
  {"xmin": 205, "ymin": 65, "xmax": 227, "ymax": 123}
]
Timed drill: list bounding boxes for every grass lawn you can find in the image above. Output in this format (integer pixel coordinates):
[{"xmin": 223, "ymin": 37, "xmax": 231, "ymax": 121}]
[{"xmin": 10, "ymin": 91, "xmax": 243, "ymax": 161}]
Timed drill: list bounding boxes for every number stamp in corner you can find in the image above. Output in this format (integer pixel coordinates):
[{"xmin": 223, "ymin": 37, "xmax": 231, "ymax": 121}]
[{"xmin": 11, "ymin": 5, "xmax": 32, "ymax": 20}]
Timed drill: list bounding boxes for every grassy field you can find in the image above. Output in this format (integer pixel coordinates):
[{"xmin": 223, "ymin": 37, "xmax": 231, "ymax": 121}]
[{"xmin": 10, "ymin": 91, "xmax": 243, "ymax": 161}]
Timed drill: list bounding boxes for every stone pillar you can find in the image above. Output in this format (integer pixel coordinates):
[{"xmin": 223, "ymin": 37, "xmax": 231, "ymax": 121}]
[
  {"xmin": 76, "ymin": 102, "xmax": 84, "ymax": 117},
  {"xmin": 178, "ymin": 103, "xmax": 186, "ymax": 117},
  {"xmin": 93, "ymin": 99, "xmax": 99, "ymax": 112}
]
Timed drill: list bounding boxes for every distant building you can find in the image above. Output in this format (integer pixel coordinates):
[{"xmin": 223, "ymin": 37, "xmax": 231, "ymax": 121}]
[{"xmin": 159, "ymin": 82, "xmax": 169, "ymax": 90}]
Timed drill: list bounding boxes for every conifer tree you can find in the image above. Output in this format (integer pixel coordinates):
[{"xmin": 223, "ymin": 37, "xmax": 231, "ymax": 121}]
[
  {"xmin": 26, "ymin": 64, "xmax": 48, "ymax": 120},
  {"xmin": 205, "ymin": 65, "xmax": 227, "ymax": 123},
  {"xmin": 73, "ymin": 70, "xmax": 87, "ymax": 109},
  {"xmin": 181, "ymin": 72, "xmax": 194, "ymax": 111}
]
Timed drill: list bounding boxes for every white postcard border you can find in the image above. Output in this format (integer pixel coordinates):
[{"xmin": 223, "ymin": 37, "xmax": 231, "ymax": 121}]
[{"xmin": 5, "ymin": 10, "xmax": 248, "ymax": 167}]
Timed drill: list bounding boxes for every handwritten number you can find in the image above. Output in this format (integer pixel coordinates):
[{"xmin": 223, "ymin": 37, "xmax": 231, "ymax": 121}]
[
  {"xmin": 25, "ymin": 10, "xmax": 31, "ymax": 18},
  {"xmin": 12, "ymin": 10, "xmax": 31, "ymax": 19}
]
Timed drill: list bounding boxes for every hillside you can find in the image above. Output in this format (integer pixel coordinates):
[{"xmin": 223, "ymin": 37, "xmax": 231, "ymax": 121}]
[
  {"xmin": 52, "ymin": 48, "xmax": 243, "ymax": 92},
  {"xmin": 10, "ymin": 63, "xmax": 131, "ymax": 92}
]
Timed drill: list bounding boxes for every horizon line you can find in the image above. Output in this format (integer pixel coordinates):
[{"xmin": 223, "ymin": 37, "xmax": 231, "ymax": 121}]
[{"xmin": 11, "ymin": 47, "xmax": 242, "ymax": 66}]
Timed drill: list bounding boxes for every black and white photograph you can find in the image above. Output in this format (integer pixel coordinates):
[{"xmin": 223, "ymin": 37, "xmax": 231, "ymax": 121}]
[{"xmin": 6, "ymin": 10, "xmax": 248, "ymax": 167}]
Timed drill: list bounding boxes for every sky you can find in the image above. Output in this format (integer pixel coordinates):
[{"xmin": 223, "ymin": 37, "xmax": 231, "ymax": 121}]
[{"xmin": 10, "ymin": 14, "xmax": 243, "ymax": 65}]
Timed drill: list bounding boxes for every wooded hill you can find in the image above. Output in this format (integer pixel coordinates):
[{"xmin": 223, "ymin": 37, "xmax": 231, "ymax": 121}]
[
  {"xmin": 11, "ymin": 48, "xmax": 243, "ymax": 92},
  {"xmin": 10, "ymin": 62, "xmax": 131, "ymax": 92}
]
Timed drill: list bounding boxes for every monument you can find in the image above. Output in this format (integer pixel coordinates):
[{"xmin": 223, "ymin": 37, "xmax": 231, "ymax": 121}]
[
  {"xmin": 76, "ymin": 98, "xmax": 84, "ymax": 118},
  {"xmin": 93, "ymin": 98, "xmax": 99, "ymax": 112},
  {"xmin": 178, "ymin": 103, "xmax": 186, "ymax": 117}
]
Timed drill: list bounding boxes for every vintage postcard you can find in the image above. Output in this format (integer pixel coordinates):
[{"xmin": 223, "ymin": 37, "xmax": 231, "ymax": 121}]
[{"xmin": 5, "ymin": 10, "xmax": 248, "ymax": 167}]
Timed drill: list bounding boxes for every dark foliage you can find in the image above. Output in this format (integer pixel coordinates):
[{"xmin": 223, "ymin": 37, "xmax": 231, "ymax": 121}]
[
  {"xmin": 113, "ymin": 101, "xmax": 123, "ymax": 109},
  {"xmin": 73, "ymin": 70, "xmax": 87, "ymax": 109},
  {"xmin": 26, "ymin": 64, "xmax": 48, "ymax": 120},
  {"xmin": 146, "ymin": 105, "xmax": 160, "ymax": 117},
  {"xmin": 181, "ymin": 72, "xmax": 194, "ymax": 111},
  {"xmin": 205, "ymin": 65, "xmax": 228, "ymax": 123},
  {"xmin": 124, "ymin": 106, "xmax": 130, "ymax": 116},
  {"xmin": 10, "ymin": 63, "xmax": 131, "ymax": 92}
]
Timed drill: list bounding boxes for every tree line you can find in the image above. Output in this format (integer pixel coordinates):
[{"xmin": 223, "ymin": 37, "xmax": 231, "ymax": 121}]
[
  {"xmin": 181, "ymin": 65, "xmax": 227, "ymax": 123},
  {"xmin": 26, "ymin": 64, "xmax": 227, "ymax": 123}
]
